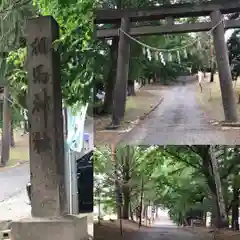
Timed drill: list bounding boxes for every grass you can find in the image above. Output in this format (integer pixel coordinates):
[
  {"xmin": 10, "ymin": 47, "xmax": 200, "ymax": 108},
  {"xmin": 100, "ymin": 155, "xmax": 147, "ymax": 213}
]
[
  {"xmin": 0, "ymin": 130, "xmax": 29, "ymax": 168},
  {"xmin": 196, "ymin": 74, "xmax": 240, "ymax": 122}
]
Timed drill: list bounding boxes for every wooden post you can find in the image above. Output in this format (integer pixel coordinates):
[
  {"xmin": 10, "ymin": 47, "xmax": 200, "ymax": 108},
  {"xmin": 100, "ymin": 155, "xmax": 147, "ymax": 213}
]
[
  {"xmin": 210, "ymin": 10, "xmax": 238, "ymax": 122},
  {"xmin": 112, "ymin": 17, "xmax": 130, "ymax": 126},
  {"xmin": 26, "ymin": 16, "xmax": 67, "ymax": 217}
]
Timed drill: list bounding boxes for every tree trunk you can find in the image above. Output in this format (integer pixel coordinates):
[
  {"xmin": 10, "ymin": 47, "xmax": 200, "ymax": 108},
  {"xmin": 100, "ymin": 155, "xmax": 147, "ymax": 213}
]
[
  {"xmin": 210, "ymin": 69, "xmax": 215, "ymax": 82},
  {"xmin": 209, "ymin": 146, "xmax": 228, "ymax": 228},
  {"xmin": 147, "ymin": 76, "xmax": 151, "ymax": 84},
  {"xmin": 10, "ymin": 120, "xmax": 15, "ymax": 147},
  {"xmin": 139, "ymin": 175, "xmax": 144, "ymax": 228},
  {"xmin": 211, "ymin": 192, "xmax": 222, "ymax": 227},
  {"xmin": 129, "ymin": 202, "xmax": 134, "ymax": 220},
  {"xmin": 144, "ymin": 205, "xmax": 147, "ymax": 224},
  {"xmin": 231, "ymin": 186, "xmax": 239, "ymax": 230},
  {"xmin": 98, "ymin": 187, "xmax": 101, "ymax": 225},
  {"xmin": 103, "ymin": 37, "xmax": 118, "ymax": 114},
  {"xmin": 0, "ymin": 86, "xmax": 10, "ymax": 167},
  {"xmin": 63, "ymin": 107, "xmax": 68, "ymax": 139},
  {"xmin": 201, "ymin": 147, "xmax": 226, "ymax": 228},
  {"xmin": 122, "ymin": 186, "xmax": 130, "ymax": 219},
  {"xmin": 111, "ymin": 144, "xmax": 122, "ymax": 219},
  {"xmin": 127, "ymin": 79, "xmax": 135, "ymax": 96},
  {"xmin": 122, "ymin": 146, "xmax": 131, "ymax": 219}
]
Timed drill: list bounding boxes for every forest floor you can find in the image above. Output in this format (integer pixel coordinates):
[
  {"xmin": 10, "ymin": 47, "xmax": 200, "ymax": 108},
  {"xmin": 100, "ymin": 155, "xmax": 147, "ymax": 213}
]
[
  {"xmin": 94, "ymin": 84, "xmax": 164, "ymax": 146},
  {"xmin": 0, "ymin": 131, "xmax": 29, "ymax": 169},
  {"xmin": 94, "ymin": 220, "xmax": 240, "ymax": 240},
  {"xmin": 94, "ymin": 219, "xmax": 152, "ymax": 240},
  {"xmin": 196, "ymin": 74, "xmax": 240, "ymax": 123},
  {"xmin": 184, "ymin": 226, "xmax": 240, "ymax": 240}
]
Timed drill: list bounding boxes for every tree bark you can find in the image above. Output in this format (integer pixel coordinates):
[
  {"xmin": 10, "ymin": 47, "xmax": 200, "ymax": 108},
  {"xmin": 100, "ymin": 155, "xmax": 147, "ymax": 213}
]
[
  {"xmin": 63, "ymin": 107, "xmax": 68, "ymax": 139},
  {"xmin": 231, "ymin": 147, "xmax": 239, "ymax": 231},
  {"xmin": 111, "ymin": 144, "xmax": 122, "ymax": 219},
  {"xmin": 97, "ymin": 187, "xmax": 101, "ymax": 225},
  {"xmin": 122, "ymin": 187, "xmax": 130, "ymax": 219},
  {"xmin": 209, "ymin": 146, "xmax": 228, "ymax": 228},
  {"xmin": 139, "ymin": 175, "xmax": 144, "ymax": 228},
  {"xmin": 127, "ymin": 79, "xmax": 135, "ymax": 96},
  {"xmin": 231, "ymin": 186, "xmax": 239, "ymax": 230},
  {"xmin": 129, "ymin": 202, "xmax": 134, "ymax": 220},
  {"xmin": 0, "ymin": 86, "xmax": 10, "ymax": 167},
  {"xmin": 210, "ymin": 69, "xmax": 214, "ymax": 82},
  {"xmin": 10, "ymin": 120, "xmax": 15, "ymax": 147},
  {"xmin": 201, "ymin": 147, "xmax": 226, "ymax": 228},
  {"xmin": 122, "ymin": 185, "xmax": 130, "ymax": 219},
  {"xmin": 122, "ymin": 146, "xmax": 131, "ymax": 219}
]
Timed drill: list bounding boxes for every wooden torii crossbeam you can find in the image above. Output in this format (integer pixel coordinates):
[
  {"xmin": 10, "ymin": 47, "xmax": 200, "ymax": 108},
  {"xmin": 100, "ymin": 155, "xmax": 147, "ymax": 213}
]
[
  {"xmin": 96, "ymin": 20, "xmax": 240, "ymax": 38},
  {"xmin": 94, "ymin": 1, "xmax": 240, "ymax": 24},
  {"xmin": 94, "ymin": 1, "xmax": 240, "ymax": 126}
]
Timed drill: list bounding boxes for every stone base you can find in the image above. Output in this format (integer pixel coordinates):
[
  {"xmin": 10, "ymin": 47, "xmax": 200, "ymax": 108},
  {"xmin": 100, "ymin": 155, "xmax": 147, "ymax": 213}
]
[{"xmin": 11, "ymin": 215, "xmax": 88, "ymax": 240}]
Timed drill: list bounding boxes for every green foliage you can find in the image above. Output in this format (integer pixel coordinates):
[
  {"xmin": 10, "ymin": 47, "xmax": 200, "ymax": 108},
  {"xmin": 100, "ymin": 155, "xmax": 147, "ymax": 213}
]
[
  {"xmin": 94, "ymin": 145, "xmax": 240, "ymax": 225},
  {"xmin": 228, "ymin": 30, "xmax": 240, "ymax": 81},
  {"xmin": 34, "ymin": 0, "xmax": 98, "ymax": 105},
  {"xmin": 0, "ymin": 0, "xmax": 215, "ymax": 119},
  {"xmin": 2, "ymin": 0, "xmax": 99, "ymax": 111}
]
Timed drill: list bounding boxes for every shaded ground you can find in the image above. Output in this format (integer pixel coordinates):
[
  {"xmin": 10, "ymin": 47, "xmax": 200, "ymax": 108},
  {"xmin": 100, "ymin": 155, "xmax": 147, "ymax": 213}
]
[
  {"xmin": 9, "ymin": 132, "xmax": 29, "ymax": 166},
  {"xmin": 120, "ymin": 81, "xmax": 240, "ymax": 145},
  {"xmin": 0, "ymin": 131, "xmax": 29, "ymax": 168},
  {"xmin": 94, "ymin": 220, "xmax": 202, "ymax": 240},
  {"xmin": 94, "ymin": 85, "xmax": 163, "ymax": 145},
  {"xmin": 184, "ymin": 226, "xmax": 240, "ymax": 240},
  {"xmin": 0, "ymin": 163, "xmax": 30, "ymax": 222},
  {"xmin": 0, "ymin": 163, "xmax": 29, "ymax": 203},
  {"xmin": 196, "ymin": 74, "xmax": 240, "ymax": 121}
]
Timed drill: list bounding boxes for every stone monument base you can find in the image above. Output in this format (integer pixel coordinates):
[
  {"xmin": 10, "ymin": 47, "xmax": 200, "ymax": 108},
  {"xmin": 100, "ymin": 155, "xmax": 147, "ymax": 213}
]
[{"xmin": 11, "ymin": 215, "xmax": 88, "ymax": 240}]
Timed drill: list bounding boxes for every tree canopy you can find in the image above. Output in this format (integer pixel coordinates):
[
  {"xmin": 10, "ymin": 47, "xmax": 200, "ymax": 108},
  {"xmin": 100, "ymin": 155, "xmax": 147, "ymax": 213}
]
[
  {"xmin": 0, "ymin": 0, "xmax": 214, "ymax": 116},
  {"xmin": 94, "ymin": 145, "xmax": 240, "ymax": 230}
]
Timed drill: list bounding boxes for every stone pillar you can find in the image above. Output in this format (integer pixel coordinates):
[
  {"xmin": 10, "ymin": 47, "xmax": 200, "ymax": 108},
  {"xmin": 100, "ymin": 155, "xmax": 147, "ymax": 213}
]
[
  {"xmin": 26, "ymin": 16, "xmax": 67, "ymax": 217},
  {"xmin": 11, "ymin": 16, "xmax": 88, "ymax": 240},
  {"xmin": 211, "ymin": 10, "xmax": 238, "ymax": 122}
]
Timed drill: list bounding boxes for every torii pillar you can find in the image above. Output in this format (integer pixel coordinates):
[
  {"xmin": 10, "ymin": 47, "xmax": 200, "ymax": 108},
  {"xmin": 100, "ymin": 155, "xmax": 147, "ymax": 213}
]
[{"xmin": 211, "ymin": 10, "xmax": 238, "ymax": 122}]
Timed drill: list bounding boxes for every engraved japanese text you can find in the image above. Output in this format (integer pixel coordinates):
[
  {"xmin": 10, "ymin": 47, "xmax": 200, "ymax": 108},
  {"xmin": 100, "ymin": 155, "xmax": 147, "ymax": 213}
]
[
  {"xmin": 33, "ymin": 65, "xmax": 49, "ymax": 84},
  {"xmin": 32, "ymin": 88, "xmax": 51, "ymax": 128},
  {"xmin": 31, "ymin": 37, "xmax": 48, "ymax": 56}
]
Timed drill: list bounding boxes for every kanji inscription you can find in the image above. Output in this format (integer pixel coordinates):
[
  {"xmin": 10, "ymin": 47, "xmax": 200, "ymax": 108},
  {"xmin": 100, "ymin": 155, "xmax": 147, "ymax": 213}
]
[
  {"xmin": 32, "ymin": 132, "xmax": 50, "ymax": 154},
  {"xmin": 32, "ymin": 88, "xmax": 51, "ymax": 128},
  {"xmin": 31, "ymin": 37, "xmax": 49, "ymax": 56},
  {"xmin": 33, "ymin": 65, "xmax": 49, "ymax": 84}
]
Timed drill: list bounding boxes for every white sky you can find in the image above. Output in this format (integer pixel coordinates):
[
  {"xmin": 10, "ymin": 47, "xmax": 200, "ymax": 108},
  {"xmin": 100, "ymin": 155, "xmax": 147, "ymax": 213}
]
[{"xmin": 225, "ymin": 29, "xmax": 234, "ymax": 41}]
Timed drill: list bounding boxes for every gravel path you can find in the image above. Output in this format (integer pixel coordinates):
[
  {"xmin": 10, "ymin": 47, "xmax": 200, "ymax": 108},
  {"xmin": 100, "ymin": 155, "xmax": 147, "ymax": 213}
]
[{"xmin": 121, "ymin": 82, "xmax": 240, "ymax": 145}]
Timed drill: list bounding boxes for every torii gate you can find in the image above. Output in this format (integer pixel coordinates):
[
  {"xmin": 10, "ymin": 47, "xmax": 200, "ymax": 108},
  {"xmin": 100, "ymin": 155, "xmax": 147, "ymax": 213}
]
[{"xmin": 94, "ymin": 1, "xmax": 240, "ymax": 126}]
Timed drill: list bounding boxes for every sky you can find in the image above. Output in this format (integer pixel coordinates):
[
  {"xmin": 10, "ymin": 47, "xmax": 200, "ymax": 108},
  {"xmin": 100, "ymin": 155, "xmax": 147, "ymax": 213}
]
[{"xmin": 225, "ymin": 29, "xmax": 234, "ymax": 41}]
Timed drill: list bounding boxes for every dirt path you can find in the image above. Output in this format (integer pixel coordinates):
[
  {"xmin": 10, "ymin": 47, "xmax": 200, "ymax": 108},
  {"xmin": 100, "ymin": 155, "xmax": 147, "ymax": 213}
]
[
  {"xmin": 120, "ymin": 82, "xmax": 240, "ymax": 145},
  {"xmin": 94, "ymin": 220, "xmax": 202, "ymax": 240},
  {"xmin": 0, "ymin": 163, "xmax": 29, "ymax": 203}
]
